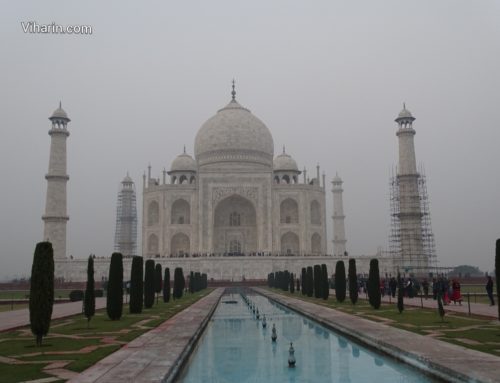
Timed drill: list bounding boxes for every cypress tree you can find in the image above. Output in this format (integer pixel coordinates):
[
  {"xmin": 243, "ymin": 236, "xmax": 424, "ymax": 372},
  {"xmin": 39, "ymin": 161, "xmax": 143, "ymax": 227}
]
[
  {"xmin": 368, "ymin": 259, "xmax": 381, "ymax": 309},
  {"xmin": 194, "ymin": 272, "xmax": 201, "ymax": 292},
  {"xmin": 335, "ymin": 261, "xmax": 346, "ymax": 302},
  {"xmin": 296, "ymin": 276, "xmax": 300, "ymax": 292},
  {"xmin": 106, "ymin": 252, "xmax": 123, "ymax": 320},
  {"xmin": 173, "ymin": 267, "xmax": 185, "ymax": 299},
  {"xmin": 144, "ymin": 260, "xmax": 155, "ymax": 308},
  {"xmin": 29, "ymin": 242, "xmax": 54, "ymax": 346},
  {"xmin": 348, "ymin": 259, "xmax": 358, "ymax": 305},
  {"xmin": 321, "ymin": 264, "xmax": 329, "ymax": 300},
  {"xmin": 129, "ymin": 256, "xmax": 143, "ymax": 313},
  {"xmin": 84, "ymin": 255, "xmax": 95, "ymax": 328},
  {"xmin": 301, "ymin": 268, "xmax": 306, "ymax": 295},
  {"xmin": 290, "ymin": 273, "xmax": 295, "ymax": 293},
  {"xmin": 306, "ymin": 266, "xmax": 314, "ymax": 297},
  {"xmin": 314, "ymin": 265, "xmax": 322, "ymax": 298},
  {"xmin": 397, "ymin": 272, "xmax": 404, "ymax": 314},
  {"xmin": 283, "ymin": 270, "xmax": 290, "ymax": 291},
  {"xmin": 154, "ymin": 263, "xmax": 162, "ymax": 304},
  {"xmin": 189, "ymin": 271, "xmax": 194, "ymax": 293},
  {"xmin": 163, "ymin": 267, "xmax": 171, "ymax": 303},
  {"xmin": 496, "ymin": 239, "xmax": 500, "ymax": 320}
]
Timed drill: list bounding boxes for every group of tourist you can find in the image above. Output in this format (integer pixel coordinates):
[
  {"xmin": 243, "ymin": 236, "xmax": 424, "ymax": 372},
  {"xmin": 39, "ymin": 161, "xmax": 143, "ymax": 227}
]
[
  {"xmin": 429, "ymin": 276, "xmax": 463, "ymax": 305},
  {"xmin": 161, "ymin": 252, "xmax": 335, "ymax": 258},
  {"xmin": 353, "ymin": 274, "xmax": 496, "ymax": 307}
]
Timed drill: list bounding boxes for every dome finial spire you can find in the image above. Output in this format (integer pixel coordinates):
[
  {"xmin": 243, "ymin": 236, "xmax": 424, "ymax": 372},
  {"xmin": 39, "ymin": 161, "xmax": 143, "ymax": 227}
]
[
  {"xmin": 403, "ymin": 102, "xmax": 406, "ymax": 110},
  {"xmin": 59, "ymin": 101, "xmax": 62, "ymax": 109},
  {"xmin": 231, "ymin": 79, "xmax": 236, "ymax": 101},
  {"xmin": 283, "ymin": 145, "xmax": 285, "ymax": 154},
  {"xmin": 183, "ymin": 145, "xmax": 186, "ymax": 154}
]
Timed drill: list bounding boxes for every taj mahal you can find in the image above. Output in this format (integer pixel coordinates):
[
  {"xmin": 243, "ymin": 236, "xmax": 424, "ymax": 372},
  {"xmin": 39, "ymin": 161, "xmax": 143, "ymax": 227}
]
[
  {"xmin": 142, "ymin": 83, "xmax": 327, "ymax": 258},
  {"xmin": 42, "ymin": 83, "xmax": 434, "ymax": 282}
]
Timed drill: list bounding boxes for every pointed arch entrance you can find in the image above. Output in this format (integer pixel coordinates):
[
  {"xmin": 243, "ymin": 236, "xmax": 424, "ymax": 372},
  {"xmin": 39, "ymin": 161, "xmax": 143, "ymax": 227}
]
[{"xmin": 213, "ymin": 194, "xmax": 257, "ymax": 255}]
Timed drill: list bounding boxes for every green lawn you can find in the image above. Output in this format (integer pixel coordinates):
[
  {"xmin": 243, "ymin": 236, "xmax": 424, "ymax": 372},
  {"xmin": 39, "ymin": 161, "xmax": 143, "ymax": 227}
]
[
  {"xmin": 461, "ymin": 284, "xmax": 497, "ymax": 294},
  {"xmin": 267, "ymin": 288, "xmax": 500, "ymax": 357},
  {"xmin": 0, "ymin": 289, "xmax": 77, "ymax": 300},
  {"xmin": 0, "ymin": 289, "xmax": 212, "ymax": 383}
]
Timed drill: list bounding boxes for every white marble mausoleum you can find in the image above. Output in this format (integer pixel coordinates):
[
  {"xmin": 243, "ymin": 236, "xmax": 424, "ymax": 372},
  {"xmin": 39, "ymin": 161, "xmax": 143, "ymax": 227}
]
[{"xmin": 142, "ymin": 86, "xmax": 327, "ymax": 258}]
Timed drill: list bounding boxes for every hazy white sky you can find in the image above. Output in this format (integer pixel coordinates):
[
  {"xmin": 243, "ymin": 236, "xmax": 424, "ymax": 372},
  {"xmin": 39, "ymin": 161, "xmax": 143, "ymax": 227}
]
[{"xmin": 1, "ymin": 0, "xmax": 499, "ymax": 279}]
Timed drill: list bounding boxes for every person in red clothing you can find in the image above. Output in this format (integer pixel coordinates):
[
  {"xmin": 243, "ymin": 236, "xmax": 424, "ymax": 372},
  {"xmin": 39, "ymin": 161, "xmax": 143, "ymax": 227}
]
[{"xmin": 451, "ymin": 279, "xmax": 462, "ymax": 305}]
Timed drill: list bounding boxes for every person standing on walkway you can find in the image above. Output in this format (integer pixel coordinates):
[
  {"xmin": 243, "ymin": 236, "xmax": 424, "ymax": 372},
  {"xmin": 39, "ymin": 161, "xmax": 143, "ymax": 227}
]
[
  {"xmin": 486, "ymin": 276, "xmax": 495, "ymax": 306},
  {"xmin": 451, "ymin": 279, "xmax": 462, "ymax": 305}
]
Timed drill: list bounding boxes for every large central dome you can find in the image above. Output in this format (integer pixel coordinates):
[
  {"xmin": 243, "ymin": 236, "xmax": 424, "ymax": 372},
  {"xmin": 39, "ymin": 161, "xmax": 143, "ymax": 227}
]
[{"xmin": 194, "ymin": 97, "xmax": 274, "ymax": 169}]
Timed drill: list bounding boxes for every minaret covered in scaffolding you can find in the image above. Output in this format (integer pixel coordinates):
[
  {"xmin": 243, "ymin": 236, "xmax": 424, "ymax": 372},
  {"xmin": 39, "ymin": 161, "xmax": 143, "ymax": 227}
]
[
  {"xmin": 114, "ymin": 174, "xmax": 137, "ymax": 257},
  {"xmin": 389, "ymin": 104, "xmax": 432, "ymax": 275}
]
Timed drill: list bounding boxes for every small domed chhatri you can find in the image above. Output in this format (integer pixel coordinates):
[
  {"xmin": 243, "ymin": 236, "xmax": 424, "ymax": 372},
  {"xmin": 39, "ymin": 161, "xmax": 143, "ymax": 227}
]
[
  {"xmin": 170, "ymin": 148, "xmax": 197, "ymax": 172},
  {"xmin": 274, "ymin": 147, "xmax": 299, "ymax": 172},
  {"xmin": 49, "ymin": 101, "xmax": 70, "ymax": 121},
  {"xmin": 395, "ymin": 103, "xmax": 415, "ymax": 123}
]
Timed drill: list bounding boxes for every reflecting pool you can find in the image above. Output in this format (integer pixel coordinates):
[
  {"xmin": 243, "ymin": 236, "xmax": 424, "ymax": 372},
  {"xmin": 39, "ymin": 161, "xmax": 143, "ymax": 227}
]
[{"xmin": 177, "ymin": 293, "xmax": 435, "ymax": 382}]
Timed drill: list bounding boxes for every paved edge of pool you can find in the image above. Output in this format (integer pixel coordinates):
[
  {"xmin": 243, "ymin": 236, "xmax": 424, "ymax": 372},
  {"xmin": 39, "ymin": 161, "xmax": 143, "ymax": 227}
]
[
  {"xmin": 256, "ymin": 287, "xmax": 500, "ymax": 383},
  {"xmin": 67, "ymin": 288, "xmax": 224, "ymax": 383}
]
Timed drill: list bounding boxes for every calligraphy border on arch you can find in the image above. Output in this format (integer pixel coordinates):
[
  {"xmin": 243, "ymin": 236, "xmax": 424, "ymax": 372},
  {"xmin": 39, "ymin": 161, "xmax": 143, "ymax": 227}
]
[{"xmin": 212, "ymin": 186, "xmax": 258, "ymax": 205}]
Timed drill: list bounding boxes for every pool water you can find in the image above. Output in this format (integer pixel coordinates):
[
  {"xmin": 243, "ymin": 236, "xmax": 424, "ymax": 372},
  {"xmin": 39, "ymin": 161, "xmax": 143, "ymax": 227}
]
[{"xmin": 177, "ymin": 292, "xmax": 435, "ymax": 382}]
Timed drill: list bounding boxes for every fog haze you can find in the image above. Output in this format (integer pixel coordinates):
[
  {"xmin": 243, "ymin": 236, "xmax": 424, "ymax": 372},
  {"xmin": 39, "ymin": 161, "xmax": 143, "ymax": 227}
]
[{"xmin": 1, "ymin": 0, "xmax": 499, "ymax": 279}]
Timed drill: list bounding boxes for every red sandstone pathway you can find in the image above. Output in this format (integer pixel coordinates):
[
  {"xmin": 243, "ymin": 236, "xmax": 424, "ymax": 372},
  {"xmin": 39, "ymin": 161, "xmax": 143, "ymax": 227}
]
[
  {"xmin": 0, "ymin": 298, "xmax": 107, "ymax": 332},
  {"xmin": 69, "ymin": 288, "xmax": 224, "ymax": 383}
]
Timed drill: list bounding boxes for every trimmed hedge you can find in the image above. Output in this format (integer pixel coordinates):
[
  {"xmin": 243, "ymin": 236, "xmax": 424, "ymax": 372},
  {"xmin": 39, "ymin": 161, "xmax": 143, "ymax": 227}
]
[
  {"xmin": 301, "ymin": 268, "xmax": 306, "ymax": 295},
  {"xmin": 106, "ymin": 252, "xmax": 123, "ymax": 320},
  {"xmin": 335, "ymin": 261, "xmax": 346, "ymax": 302},
  {"xmin": 348, "ymin": 259, "xmax": 358, "ymax": 304},
  {"xmin": 496, "ymin": 239, "xmax": 500, "ymax": 320},
  {"xmin": 163, "ymin": 267, "xmax": 170, "ymax": 303},
  {"xmin": 29, "ymin": 242, "xmax": 54, "ymax": 346},
  {"xmin": 313, "ymin": 265, "xmax": 322, "ymax": 298},
  {"xmin": 397, "ymin": 273, "xmax": 404, "ymax": 314},
  {"xmin": 84, "ymin": 256, "xmax": 95, "ymax": 326},
  {"xmin": 154, "ymin": 263, "xmax": 162, "ymax": 304},
  {"xmin": 321, "ymin": 264, "xmax": 329, "ymax": 300},
  {"xmin": 129, "ymin": 256, "xmax": 143, "ymax": 314},
  {"xmin": 144, "ymin": 260, "xmax": 155, "ymax": 309},
  {"xmin": 69, "ymin": 290, "xmax": 84, "ymax": 302},
  {"xmin": 367, "ymin": 258, "xmax": 381, "ymax": 309},
  {"xmin": 306, "ymin": 266, "xmax": 314, "ymax": 297},
  {"xmin": 173, "ymin": 267, "xmax": 185, "ymax": 299}
]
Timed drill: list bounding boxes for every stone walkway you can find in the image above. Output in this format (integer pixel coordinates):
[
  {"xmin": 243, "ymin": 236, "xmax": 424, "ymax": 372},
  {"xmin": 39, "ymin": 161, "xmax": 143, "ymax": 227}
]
[
  {"xmin": 257, "ymin": 288, "xmax": 500, "ymax": 383},
  {"xmin": 68, "ymin": 288, "xmax": 224, "ymax": 383},
  {"xmin": 0, "ymin": 298, "xmax": 107, "ymax": 332}
]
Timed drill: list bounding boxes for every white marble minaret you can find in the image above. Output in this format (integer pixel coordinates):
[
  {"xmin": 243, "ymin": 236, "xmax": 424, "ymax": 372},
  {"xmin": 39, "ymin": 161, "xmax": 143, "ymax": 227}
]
[
  {"xmin": 42, "ymin": 103, "xmax": 70, "ymax": 260},
  {"xmin": 395, "ymin": 104, "xmax": 426, "ymax": 273},
  {"xmin": 332, "ymin": 173, "xmax": 347, "ymax": 256}
]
